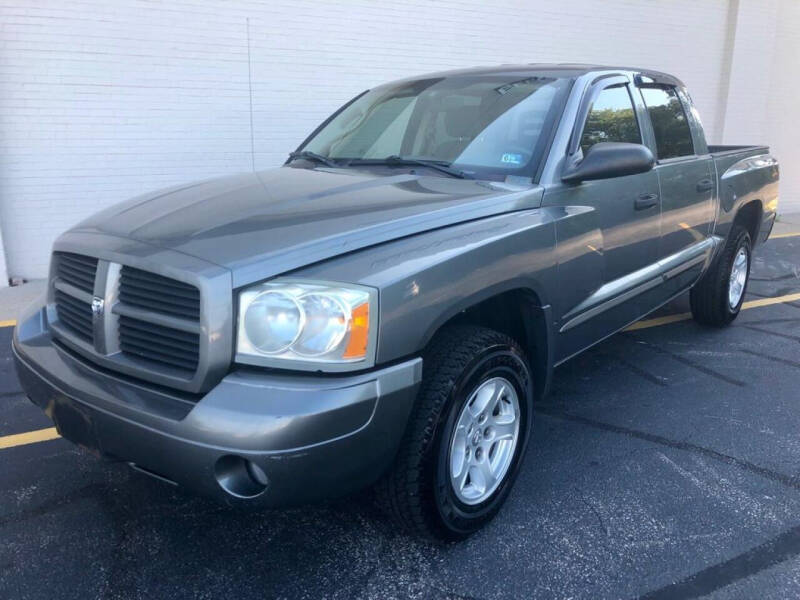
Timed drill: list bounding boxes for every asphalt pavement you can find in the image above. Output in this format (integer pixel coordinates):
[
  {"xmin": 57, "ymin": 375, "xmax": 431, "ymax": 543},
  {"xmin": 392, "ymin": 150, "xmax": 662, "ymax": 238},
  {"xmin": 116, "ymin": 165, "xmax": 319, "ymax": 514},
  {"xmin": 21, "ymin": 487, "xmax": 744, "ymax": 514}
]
[{"xmin": 1, "ymin": 229, "xmax": 800, "ymax": 599}]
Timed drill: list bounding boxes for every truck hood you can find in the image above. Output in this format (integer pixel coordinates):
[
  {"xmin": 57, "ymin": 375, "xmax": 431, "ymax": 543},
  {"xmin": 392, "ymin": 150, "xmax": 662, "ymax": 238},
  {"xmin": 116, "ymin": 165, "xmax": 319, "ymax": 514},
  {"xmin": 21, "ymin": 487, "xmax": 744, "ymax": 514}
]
[{"xmin": 73, "ymin": 166, "xmax": 543, "ymax": 287}]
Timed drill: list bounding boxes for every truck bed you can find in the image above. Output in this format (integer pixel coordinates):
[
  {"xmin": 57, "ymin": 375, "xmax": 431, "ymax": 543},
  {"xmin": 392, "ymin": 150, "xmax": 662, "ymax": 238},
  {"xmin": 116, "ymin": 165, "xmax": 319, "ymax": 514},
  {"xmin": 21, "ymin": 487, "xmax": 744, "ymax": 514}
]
[
  {"xmin": 708, "ymin": 144, "xmax": 768, "ymax": 157},
  {"xmin": 710, "ymin": 144, "xmax": 770, "ymax": 184}
]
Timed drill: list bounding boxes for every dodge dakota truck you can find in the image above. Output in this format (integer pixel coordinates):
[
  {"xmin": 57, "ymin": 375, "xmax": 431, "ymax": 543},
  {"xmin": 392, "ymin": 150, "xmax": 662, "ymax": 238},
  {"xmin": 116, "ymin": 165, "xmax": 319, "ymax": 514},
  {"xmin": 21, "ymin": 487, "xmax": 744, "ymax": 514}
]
[{"xmin": 13, "ymin": 64, "xmax": 779, "ymax": 540}]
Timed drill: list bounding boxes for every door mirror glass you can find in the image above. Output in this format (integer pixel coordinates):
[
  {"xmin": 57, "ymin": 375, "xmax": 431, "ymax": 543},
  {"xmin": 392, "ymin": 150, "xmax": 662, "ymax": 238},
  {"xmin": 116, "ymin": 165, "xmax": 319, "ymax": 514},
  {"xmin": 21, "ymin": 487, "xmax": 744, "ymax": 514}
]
[{"xmin": 561, "ymin": 142, "xmax": 655, "ymax": 183}]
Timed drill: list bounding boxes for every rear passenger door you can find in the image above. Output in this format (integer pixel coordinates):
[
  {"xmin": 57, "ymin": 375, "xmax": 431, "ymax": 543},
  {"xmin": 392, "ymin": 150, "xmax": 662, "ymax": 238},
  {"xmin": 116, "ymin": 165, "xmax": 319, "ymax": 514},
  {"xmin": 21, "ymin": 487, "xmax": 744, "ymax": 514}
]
[{"xmin": 637, "ymin": 85, "xmax": 715, "ymax": 261}]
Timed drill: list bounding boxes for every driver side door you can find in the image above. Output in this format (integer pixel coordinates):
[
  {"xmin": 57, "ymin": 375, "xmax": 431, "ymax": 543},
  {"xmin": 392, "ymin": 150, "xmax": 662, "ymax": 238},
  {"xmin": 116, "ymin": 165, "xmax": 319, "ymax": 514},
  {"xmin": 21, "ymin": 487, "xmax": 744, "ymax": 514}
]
[{"xmin": 545, "ymin": 78, "xmax": 662, "ymax": 361}]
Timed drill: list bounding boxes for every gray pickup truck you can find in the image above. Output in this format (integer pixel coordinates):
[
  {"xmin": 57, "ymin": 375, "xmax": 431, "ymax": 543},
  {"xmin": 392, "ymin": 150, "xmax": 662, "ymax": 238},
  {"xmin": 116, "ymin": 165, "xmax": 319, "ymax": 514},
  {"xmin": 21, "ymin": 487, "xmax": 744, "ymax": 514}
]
[{"xmin": 13, "ymin": 64, "xmax": 779, "ymax": 540}]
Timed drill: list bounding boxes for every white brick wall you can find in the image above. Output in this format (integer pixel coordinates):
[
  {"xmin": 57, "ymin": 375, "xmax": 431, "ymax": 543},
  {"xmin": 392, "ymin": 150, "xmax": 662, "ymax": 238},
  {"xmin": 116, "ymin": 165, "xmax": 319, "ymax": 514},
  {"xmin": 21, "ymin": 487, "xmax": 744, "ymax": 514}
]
[
  {"xmin": 721, "ymin": 0, "xmax": 780, "ymax": 145},
  {"xmin": 764, "ymin": 0, "xmax": 800, "ymax": 215},
  {"xmin": 0, "ymin": 227, "xmax": 8, "ymax": 287},
  {"xmin": 0, "ymin": 0, "xmax": 795, "ymax": 280}
]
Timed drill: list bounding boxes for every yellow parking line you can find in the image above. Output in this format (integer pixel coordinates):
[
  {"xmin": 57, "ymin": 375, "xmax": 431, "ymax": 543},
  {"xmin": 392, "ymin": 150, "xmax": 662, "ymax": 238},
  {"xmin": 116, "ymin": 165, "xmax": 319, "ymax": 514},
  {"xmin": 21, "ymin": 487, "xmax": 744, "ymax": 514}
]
[
  {"xmin": 743, "ymin": 292, "xmax": 800, "ymax": 309},
  {"xmin": 626, "ymin": 312, "xmax": 691, "ymax": 330},
  {"xmin": 0, "ymin": 319, "xmax": 16, "ymax": 328},
  {"xmin": 771, "ymin": 232, "xmax": 800, "ymax": 239},
  {"xmin": 0, "ymin": 427, "xmax": 60, "ymax": 450},
  {"xmin": 627, "ymin": 291, "xmax": 800, "ymax": 331}
]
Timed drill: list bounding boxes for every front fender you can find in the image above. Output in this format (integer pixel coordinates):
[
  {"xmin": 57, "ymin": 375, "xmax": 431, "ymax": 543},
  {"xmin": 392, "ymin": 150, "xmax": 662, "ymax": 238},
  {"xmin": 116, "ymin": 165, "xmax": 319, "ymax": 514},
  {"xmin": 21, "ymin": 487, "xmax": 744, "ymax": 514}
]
[{"xmin": 292, "ymin": 209, "xmax": 559, "ymax": 364}]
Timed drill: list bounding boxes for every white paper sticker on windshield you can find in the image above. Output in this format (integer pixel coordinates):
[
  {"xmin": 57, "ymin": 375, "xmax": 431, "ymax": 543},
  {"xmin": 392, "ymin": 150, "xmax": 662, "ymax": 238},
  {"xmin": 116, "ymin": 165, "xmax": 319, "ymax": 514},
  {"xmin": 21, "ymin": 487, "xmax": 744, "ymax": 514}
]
[{"xmin": 501, "ymin": 153, "xmax": 523, "ymax": 165}]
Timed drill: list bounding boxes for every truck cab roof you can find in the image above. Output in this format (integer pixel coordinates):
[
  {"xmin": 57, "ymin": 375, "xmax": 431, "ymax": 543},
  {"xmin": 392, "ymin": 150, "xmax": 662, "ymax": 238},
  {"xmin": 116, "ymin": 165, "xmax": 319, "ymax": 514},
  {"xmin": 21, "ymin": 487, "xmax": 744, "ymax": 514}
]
[{"xmin": 397, "ymin": 63, "xmax": 685, "ymax": 88}]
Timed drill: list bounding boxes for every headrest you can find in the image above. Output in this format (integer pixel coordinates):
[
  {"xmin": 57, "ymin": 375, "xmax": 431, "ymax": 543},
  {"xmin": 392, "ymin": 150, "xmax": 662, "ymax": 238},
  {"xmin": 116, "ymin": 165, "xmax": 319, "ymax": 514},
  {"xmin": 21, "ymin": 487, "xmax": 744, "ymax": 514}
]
[{"xmin": 443, "ymin": 105, "xmax": 480, "ymax": 138}]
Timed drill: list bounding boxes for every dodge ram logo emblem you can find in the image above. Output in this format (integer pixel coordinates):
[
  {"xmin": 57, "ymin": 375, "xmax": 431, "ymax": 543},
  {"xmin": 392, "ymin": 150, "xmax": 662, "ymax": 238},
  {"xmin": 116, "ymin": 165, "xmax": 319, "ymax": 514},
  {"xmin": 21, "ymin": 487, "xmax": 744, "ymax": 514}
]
[{"xmin": 91, "ymin": 297, "xmax": 104, "ymax": 318}]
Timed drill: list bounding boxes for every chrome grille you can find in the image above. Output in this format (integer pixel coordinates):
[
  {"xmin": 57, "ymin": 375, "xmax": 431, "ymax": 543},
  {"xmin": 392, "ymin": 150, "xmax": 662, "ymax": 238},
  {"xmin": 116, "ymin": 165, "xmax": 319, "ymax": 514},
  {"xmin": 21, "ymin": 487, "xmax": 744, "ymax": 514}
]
[
  {"xmin": 119, "ymin": 266, "xmax": 200, "ymax": 320},
  {"xmin": 117, "ymin": 266, "xmax": 201, "ymax": 374},
  {"xmin": 54, "ymin": 289, "xmax": 94, "ymax": 342},
  {"xmin": 55, "ymin": 252, "xmax": 98, "ymax": 294},
  {"xmin": 47, "ymin": 247, "xmax": 226, "ymax": 394},
  {"xmin": 118, "ymin": 316, "xmax": 200, "ymax": 373}
]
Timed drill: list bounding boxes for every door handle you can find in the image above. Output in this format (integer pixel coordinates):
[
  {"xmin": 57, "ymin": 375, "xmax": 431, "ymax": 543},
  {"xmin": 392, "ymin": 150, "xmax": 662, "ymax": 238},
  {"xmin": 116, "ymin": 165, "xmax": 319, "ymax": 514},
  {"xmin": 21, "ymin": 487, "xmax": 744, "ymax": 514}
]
[
  {"xmin": 635, "ymin": 193, "xmax": 659, "ymax": 210},
  {"xmin": 696, "ymin": 178, "xmax": 714, "ymax": 193}
]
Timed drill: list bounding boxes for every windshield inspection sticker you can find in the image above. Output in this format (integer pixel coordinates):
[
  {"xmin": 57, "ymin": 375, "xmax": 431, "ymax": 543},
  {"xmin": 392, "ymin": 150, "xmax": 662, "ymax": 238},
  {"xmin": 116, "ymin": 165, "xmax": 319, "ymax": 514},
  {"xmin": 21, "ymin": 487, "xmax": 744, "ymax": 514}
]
[{"xmin": 501, "ymin": 153, "xmax": 523, "ymax": 165}]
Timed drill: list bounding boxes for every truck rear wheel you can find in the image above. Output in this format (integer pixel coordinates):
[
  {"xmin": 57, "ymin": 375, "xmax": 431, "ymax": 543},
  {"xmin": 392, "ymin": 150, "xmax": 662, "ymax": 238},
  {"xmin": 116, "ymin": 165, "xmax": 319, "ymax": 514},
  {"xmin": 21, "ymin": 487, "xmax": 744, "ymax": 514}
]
[
  {"xmin": 375, "ymin": 325, "xmax": 533, "ymax": 540},
  {"xmin": 690, "ymin": 225, "xmax": 752, "ymax": 327}
]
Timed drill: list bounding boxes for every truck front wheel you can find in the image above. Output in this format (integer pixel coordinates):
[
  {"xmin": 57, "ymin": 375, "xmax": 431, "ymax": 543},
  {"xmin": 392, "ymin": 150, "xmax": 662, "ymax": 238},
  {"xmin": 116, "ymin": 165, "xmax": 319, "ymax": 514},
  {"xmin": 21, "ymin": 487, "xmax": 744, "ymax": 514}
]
[
  {"xmin": 375, "ymin": 325, "xmax": 533, "ymax": 540},
  {"xmin": 690, "ymin": 224, "xmax": 752, "ymax": 327}
]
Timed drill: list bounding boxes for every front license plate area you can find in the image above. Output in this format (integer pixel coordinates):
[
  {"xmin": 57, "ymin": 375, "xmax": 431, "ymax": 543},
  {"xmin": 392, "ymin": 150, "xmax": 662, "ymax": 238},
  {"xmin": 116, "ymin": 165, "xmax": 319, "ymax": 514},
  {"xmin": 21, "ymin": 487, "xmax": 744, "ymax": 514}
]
[{"xmin": 50, "ymin": 397, "xmax": 101, "ymax": 455}]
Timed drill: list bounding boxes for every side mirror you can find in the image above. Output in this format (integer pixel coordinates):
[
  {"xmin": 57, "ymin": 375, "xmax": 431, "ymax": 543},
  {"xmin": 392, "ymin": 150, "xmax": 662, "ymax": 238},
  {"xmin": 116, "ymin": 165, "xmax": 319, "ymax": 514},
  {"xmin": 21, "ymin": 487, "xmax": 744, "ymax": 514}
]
[{"xmin": 562, "ymin": 142, "xmax": 655, "ymax": 183}]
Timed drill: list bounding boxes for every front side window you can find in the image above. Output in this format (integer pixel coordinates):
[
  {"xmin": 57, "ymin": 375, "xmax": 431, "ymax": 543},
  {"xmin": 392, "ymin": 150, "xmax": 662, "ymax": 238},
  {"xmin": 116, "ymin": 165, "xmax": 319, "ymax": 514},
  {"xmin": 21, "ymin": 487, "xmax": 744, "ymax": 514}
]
[
  {"xmin": 300, "ymin": 75, "xmax": 572, "ymax": 180},
  {"xmin": 639, "ymin": 86, "xmax": 694, "ymax": 159},
  {"xmin": 579, "ymin": 85, "xmax": 641, "ymax": 154}
]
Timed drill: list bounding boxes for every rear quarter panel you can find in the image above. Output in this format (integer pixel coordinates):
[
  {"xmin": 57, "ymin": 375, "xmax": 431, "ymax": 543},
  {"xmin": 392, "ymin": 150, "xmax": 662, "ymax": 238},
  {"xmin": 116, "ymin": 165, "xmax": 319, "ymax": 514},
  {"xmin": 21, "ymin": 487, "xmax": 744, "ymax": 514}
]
[{"xmin": 713, "ymin": 149, "xmax": 779, "ymax": 242}]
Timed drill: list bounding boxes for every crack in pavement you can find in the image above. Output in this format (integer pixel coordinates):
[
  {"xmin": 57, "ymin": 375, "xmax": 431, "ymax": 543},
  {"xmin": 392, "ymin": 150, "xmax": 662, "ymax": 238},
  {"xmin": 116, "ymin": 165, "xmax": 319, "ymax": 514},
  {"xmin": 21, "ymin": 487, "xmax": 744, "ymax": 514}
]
[
  {"xmin": 622, "ymin": 335, "xmax": 747, "ymax": 387},
  {"xmin": 537, "ymin": 409, "xmax": 800, "ymax": 597},
  {"xmin": 742, "ymin": 325, "xmax": 800, "ymax": 343},
  {"xmin": 638, "ymin": 523, "xmax": 800, "ymax": 599},
  {"xmin": 535, "ymin": 407, "xmax": 799, "ymax": 491},
  {"xmin": 741, "ymin": 317, "xmax": 800, "ymax": 327},
  {"xmin": 600, "ymin": 352, "xmax": 669, "ymax": 387},
  {"xmin": 737, "ymin": 347, "xmax": 800, "ymax": 369}
]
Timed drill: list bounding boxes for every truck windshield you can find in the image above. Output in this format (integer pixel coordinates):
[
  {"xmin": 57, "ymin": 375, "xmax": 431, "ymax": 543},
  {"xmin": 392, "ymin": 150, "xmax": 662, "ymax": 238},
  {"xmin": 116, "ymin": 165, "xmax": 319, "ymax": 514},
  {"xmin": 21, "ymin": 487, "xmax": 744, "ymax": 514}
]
[{"xmin": 298, "ymin": 74, "xmax": 572, "ymax": 181}]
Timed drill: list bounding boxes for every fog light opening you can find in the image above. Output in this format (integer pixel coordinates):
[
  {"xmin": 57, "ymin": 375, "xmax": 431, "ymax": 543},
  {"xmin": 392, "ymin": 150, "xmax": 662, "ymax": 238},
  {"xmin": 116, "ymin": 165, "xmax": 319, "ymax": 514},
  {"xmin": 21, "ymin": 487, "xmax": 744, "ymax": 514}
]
[{"xmin": 214, "ymin": 455, "xmax": 269, "ymax": 498}]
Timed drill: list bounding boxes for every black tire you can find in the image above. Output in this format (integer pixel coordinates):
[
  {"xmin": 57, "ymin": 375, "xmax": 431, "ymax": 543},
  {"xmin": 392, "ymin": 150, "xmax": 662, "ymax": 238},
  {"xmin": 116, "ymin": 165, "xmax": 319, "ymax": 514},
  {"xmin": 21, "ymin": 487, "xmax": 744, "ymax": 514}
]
[
  {"xmin": 690, "ymin": 224, "xmax": 752, "ymax": 327},
  {"xmin": 375, "ymin": 325, "xmax": 533, "ymax": 541}
]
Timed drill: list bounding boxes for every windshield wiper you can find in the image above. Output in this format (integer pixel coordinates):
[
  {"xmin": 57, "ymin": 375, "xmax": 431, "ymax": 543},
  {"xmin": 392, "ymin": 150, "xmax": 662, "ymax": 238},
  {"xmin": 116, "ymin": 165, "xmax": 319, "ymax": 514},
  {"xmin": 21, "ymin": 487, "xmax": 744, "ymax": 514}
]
[
  {"xmin": 287, "ymin": 150, "xmax": 342, "ymax": 168},
  {"xmin": 349, "ymin": 155, "xmax": 470, "ymax": 179}
]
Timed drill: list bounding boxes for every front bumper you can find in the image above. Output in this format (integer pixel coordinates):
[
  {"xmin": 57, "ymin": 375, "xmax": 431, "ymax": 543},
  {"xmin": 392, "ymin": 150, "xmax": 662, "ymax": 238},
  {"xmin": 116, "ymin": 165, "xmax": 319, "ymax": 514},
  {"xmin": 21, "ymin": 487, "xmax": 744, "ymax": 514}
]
[{"xmin": 13, "ymin": 301, "xmax": 421, "ymax": 506}]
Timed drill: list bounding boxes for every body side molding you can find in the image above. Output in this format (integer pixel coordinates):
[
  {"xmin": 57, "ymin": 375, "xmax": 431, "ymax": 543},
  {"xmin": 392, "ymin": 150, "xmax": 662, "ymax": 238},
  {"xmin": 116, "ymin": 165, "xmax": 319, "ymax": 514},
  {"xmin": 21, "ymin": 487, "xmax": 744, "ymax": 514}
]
[{"xmin": 560, "ymin": 236, "xmax": 721, "ymax": 332}]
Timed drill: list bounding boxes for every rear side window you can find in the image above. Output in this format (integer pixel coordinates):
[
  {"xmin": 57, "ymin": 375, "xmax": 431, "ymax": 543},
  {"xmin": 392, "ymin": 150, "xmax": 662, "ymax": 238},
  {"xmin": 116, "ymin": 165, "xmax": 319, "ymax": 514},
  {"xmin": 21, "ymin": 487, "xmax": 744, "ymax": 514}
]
[
  {"xmin": 639, "ymin": 86, "xmax": 694, "ymax": 159},
  {"xmin": 580, "ymin": 85, "xmax": 641, "ymax": 154}
]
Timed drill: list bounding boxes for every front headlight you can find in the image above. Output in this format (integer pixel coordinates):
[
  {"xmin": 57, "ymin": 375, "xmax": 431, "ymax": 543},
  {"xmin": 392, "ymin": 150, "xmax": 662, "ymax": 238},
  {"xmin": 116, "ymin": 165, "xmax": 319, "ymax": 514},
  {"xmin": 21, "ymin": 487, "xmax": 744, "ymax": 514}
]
[{"xmin": 236, "ymin": 280, "xmax": 377, "ymax": 371}]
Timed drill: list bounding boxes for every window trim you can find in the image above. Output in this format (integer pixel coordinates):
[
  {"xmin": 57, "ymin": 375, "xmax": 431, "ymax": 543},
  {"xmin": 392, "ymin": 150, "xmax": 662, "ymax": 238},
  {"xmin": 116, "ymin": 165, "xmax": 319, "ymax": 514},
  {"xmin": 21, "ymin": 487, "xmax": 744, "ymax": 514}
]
[
  {"xmin": 567, "ymin": 74, "xmax": 640, "ymax": 157},
  {"xmin": 577, "ymin": 83, "xmax": 643, "ymax": 156},
  {"xmin": 637, "ymin": 84, "xmax": 696, "ymax": 161},
  {"xmin": 676, "ymin": 87, "xmax": 709, "ymax": 155},
  {"xmin": 654, "ymin": 154, "xmax": 698, "ymax": 166},
  {"xmin": 292, "ymin": 89, "xmax": 370, "ymax": 162}
]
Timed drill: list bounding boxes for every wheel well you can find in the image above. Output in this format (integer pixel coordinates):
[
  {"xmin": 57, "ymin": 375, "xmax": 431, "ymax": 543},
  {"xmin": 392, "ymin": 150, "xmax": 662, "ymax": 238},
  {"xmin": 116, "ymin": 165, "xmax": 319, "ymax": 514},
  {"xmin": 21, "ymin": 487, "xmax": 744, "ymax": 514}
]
[
  {"xmin": 430, "ymin": 289, "xmax": 552, "ymax": 400},
  {"xmin": 734, "ymin": 200, "xmax": 763, "ymax": 243}
]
